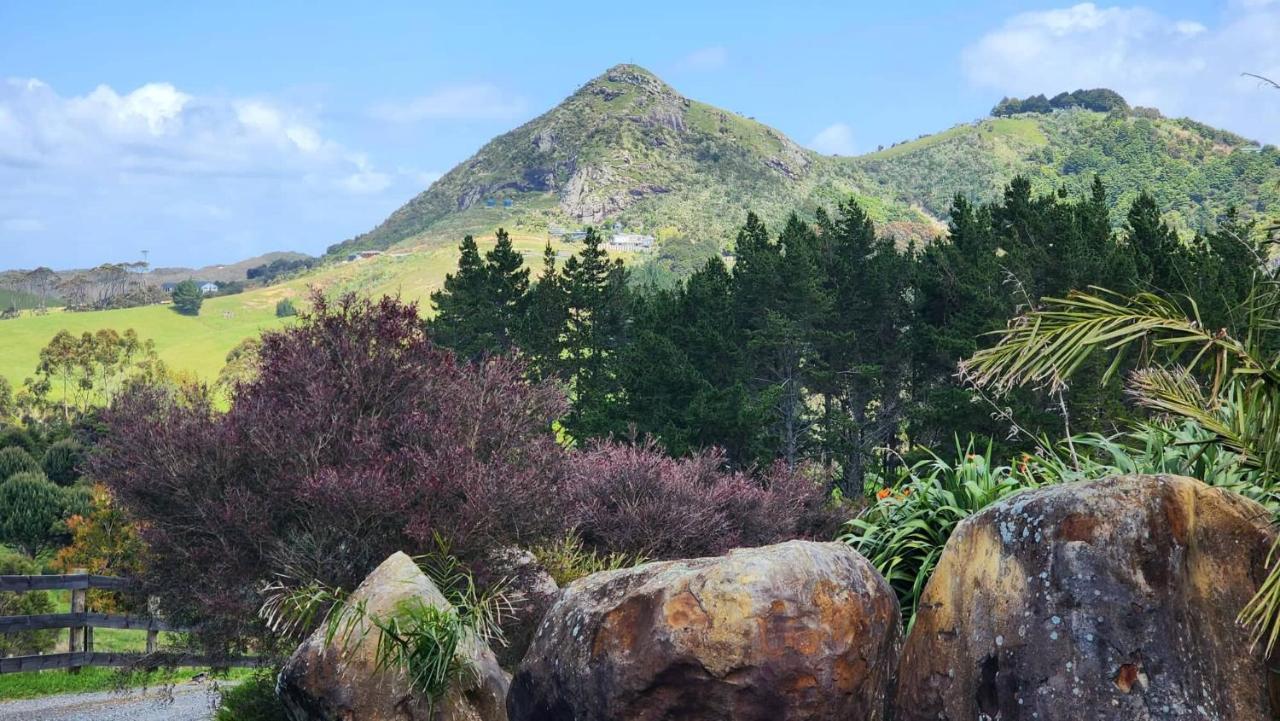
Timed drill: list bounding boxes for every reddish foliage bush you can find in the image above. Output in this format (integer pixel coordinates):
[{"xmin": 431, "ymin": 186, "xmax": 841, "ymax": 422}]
[
  {"xmin": 567, "ymin": 439, "xmax": 834, "ymax": 560},
  {"xmin": 92, "ymin": 294, "xmax": 568, "ymax": 647}
]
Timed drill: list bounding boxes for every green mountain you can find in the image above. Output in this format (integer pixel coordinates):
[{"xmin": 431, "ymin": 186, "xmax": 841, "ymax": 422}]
[
  {"xmin": 853, "ymin": 109, "xmax": 1279, "ymax": 237},
  {"xmin": 331, "ymin": 65, "xmax": 1280, "ymax": 255}
]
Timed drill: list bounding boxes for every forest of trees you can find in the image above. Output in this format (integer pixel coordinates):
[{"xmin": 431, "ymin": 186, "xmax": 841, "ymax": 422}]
[
  {"xmin": 991, "ymin": 88, "xmax": 1130, "ymax": 117},
  {"xmin": 429, "ymin": 176, "xmax": 1264, "ymax": 495}
]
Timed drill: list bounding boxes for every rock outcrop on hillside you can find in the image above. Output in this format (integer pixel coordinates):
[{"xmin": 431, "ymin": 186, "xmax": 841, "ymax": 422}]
[
  {"xmin": 278, "ymin": 551, "xmax": 509, "ymax": 721},
  {"xmin": 507, "ymin": 540, "xmax": 900, "ymax": 721},
  {"xmin": 893, "ymin": 474, "xmax": 1277, "ymax": 720}
]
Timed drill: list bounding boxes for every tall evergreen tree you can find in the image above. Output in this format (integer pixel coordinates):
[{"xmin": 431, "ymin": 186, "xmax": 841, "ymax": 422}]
[
  {"xmin": 518, "ymin": 242, "xmax": 568, "ymax": 382},
  {"xmin": 484, "ymin": 228, "xmax": 531, "ymax": 353},
  {"xmin": 429, "ymin": 235, "xmax": 494, "ymax": 359},
  {"xmin": 813, "ymin": 199, "xmax": 914, "ymax": 493},
  {"xmin": 735, "ymin": 214, "xmax": 829, "ymax": 469},
  {"xmin": 429, "ymin": 229, "xmax": 530, "ymax": 361},
  {"xmin": 1125, "ymin": 191, "xmax": 1188, "ymax": 294},
  {"xmin": 560, "ymin": 228, "xmax": 629, "ymax": 438}
]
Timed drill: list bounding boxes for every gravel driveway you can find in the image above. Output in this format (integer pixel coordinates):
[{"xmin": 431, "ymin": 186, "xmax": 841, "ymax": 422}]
[{"xmin": 0, "ymin": 680, "xmax": 225, "ymax": 721}]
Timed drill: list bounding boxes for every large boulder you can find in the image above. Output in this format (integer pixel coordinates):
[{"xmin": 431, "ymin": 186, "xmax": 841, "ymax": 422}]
[
  {"xmin": 279, "ymin": 551, "xmax": 509, "ymax": 721},
  {"xmin": 894, "ymin": 474, "xmax": 1277, "ymax": 720},
  {"xmin": 508, "ymin": 540, "xmax": 900, "ymax": 721},
  {"xmin": 485, "ymin": 547, "xmax": 560, "ymax": 669}
]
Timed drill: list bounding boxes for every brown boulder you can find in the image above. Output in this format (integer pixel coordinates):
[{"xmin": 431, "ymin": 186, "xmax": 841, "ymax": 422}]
[
  {"xmin": 486, "ymin": 547, "xmax": 560, "ymax": 669},
  {"xmin": 507, "ymin": 540, "xmax": 900, "ymax": 721},
  {"xmin": 894, "ymin": 474, "xmax": 1277, "ymax": 720},
  {"xmin": 279, "ymin": 551, "xmax": 509, "ymax": 721}
]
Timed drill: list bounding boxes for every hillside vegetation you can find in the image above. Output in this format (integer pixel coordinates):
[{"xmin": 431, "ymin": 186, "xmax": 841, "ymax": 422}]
[
  {"xmin": 0, "ymin": 234, "xmax": 553, "ymax": 388},
  {"xmin": 329, "ymin": 64, "xmax": 939, "ymax": 256},
  {"xmin": 854, "ymin": 109, "xmax": 1279, "ymax": 236},
  {"xmin": 329, "ymin": 66, "xmax": 1279, "ymax": 253}
]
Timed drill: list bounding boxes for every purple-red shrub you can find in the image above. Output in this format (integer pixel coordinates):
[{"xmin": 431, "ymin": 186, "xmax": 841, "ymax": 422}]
[
  {"xmin": 92, "ymin": 294, "xmax": 568, "ymax": 647},
  {"xmin": 566, "ymin": 439, "xmax": 833, "ymax": 560}
]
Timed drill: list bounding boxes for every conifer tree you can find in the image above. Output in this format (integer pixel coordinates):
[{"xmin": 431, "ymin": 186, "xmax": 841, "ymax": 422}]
[
  {"xmin": 735, "ymin": 214, "xmax": 828, "ymax": 469},
  {"xmin": 813, "ymin": 199, "xmax": 914, "ymax": 492},
  {"xmin": 560, "ymin": 228, "xmax": 629, "ymax": 438},
  {"xmin": 1125, "ymin": 191, "xmax": 1187, "ymax": 294},
  {"xmin": 429, "ymin": 229, "xmax": 530, "ymax": 361},
  {"xmin": 429, "ymin": 235, "xmax": 495, "ymax": 360},
  {"xmin": 484, "ymin": 228, "xmax": 531, "ymax": 352},
  {"xmin": 518, "ymin": 243, "xmax": 568, "ymax": 381}
]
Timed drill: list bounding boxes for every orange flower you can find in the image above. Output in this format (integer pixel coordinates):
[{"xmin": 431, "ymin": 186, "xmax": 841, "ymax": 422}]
[
  {"xmin": 876, "ymin": 487, "xmax": 892, "ymax": 500},
  {"xmin": 902, "ymin": 487, "xmax": 912, "ymax": 496}
]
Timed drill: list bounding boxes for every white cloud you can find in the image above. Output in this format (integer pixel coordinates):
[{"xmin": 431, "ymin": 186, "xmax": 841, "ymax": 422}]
[
  {"xmin": 962, "ymin": 2, "xmax": 1280, "ymax": 143},
  {"xmin": 0, "ymin": 78, "xmax": 408, "ymax": 269},
  {"xmin": 370, "ymin": 83, "xmax": 526, "ymax": 123},
  {"xmin": 0, "ymin": 77, "xmax": 382, "ymax": 183},
  {"xmin": 681, "ymin": 46, "xmax": 729, "ymax": 72},
  {"xmin": 809, "ymin": 123, "xmax": 857, "ymax": 155}
]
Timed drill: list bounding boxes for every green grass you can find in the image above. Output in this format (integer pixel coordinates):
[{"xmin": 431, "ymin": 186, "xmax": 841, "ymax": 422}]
[
  {"xmin": 0, "ymin": 666, "xmax": 250, "ymax": 700},
  {"xmin": 0, "ymin": 296, "xmax": 289, "ymax": 389},
  {"xmin": 0, "ymin": 235, "xmax": 555, "ymax": 389},
  {"xmin": 47, "ymin": 593, "xmax": 182, "ymax": 653},
  {"xmin": 0, "ymin": 591, "xmax": 251, "ymax": 700}
]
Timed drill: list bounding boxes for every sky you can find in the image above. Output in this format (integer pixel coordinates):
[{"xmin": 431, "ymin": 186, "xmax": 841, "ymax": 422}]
[{"xmin": 1, "ymin": 0, "xmax": 1277, "ymax": 270}]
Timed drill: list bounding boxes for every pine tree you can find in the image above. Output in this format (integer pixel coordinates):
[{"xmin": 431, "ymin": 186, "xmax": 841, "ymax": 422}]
[
  {"xmin": 1125, "ymin": 191, "xmax": 1187, "ymax": 294},
  {"xmin": 813, "ymin": 199, "xmax": 914, "ymax": 493},
  {"xmin": 517, "ymin": 243, "xmax": 568, "ymax": 382},
  {"xmin": 735, "ymin": 214, "xmax": 828, "ymax": 469},
  {"xmin": 429, "ymin": 229, "xmax": 530, "ymax": 361},
  {"xmin": 560, "ymin": 228, "xmax": 629, "ymax": 438},
  {"xmin": 484, "ymin": 228, "xmax": 531, "ymax": 353},
  {"xmin": 429, "ymin": 235, "xmax": 494, "ymax": 360},
  {"xmin": 171, "ymin": 280, "xmax": 203, "ymax": 316}
]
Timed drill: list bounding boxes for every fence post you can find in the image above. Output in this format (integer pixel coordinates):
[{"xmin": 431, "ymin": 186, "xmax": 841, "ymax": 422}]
[
  {"xmin": 145, "ymin": 595, "xmax": 159, "ymax": 655},
  {"xmin": 68, "ymin": 568, "xmax": 86, "ymax": 674}
]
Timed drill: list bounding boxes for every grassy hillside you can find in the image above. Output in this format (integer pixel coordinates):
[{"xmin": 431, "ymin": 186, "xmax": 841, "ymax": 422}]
[
  {"xmin": 331, "ymin": 66, "xmax": 1278, "ymax": 255},
  {"xmin": 0, "ymin": 234, "xmax": 556, "ymax": 388},
  {"xmin": 850, "ymin": 110, "xmax": 1280, "ymax": 235},
  {"xmin": 329, "ymin": 64, "xmax": 937, "ymax": 256}
]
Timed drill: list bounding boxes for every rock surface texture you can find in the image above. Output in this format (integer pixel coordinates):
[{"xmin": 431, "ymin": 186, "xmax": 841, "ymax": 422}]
[
  {"xmin": 279, "ymin": 551, "xmax": 509, "ymax": 721},
  {"xmin": 894, "ymin": 474, "xmax": 1277, "ymax": 720},
  {"xmin": 507, "ymin": 540, "xmax": 900, "ymax": 721},
  {"xmin": 487, "ymin": 547, "xmax": 560, "ymax": 669}
]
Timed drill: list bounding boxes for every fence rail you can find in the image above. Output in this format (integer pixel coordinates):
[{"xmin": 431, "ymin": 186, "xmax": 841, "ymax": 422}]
[
  {"xmin": 0, "ymin": 574, "xmax": 131, "ymax": 593},
  {"xmin": 0, "ymin": 572, "xmax": 257, "ymax": 674}
]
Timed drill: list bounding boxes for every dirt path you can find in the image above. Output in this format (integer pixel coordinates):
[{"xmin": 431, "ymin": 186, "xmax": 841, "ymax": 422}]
[{"xmin": 0, "ymin": 680, "xmax": 224, "ymax": 721}]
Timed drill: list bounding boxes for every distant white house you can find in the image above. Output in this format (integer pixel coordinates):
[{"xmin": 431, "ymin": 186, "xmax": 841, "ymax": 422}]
[
  {"xmin": 608, "ymin": 233, "xmax": 655, "ymax": 252},
  {"xmin": 200, "ymin": 282, "xmax": 219, "ymax": 295}
]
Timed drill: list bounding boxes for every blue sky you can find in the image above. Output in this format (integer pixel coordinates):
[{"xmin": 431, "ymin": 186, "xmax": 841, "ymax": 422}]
[{"xmin": 1, "ymin": 0, "xmax": 1277, "ymax": 269}]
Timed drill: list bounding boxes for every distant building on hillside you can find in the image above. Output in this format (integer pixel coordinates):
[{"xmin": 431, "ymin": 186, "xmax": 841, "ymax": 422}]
[
  {"xmin": 608, "ymin": 233, "xmax": 655, "ymax": 252},
  {"xmin": 199, "ymin": 282, "xmax": 219, "ymax": 295},
  {"xmin": 346, "ymin": 250, "xmax": 383, "ymax": 262},
  {"xmin": 564, "ymin": 231, "xmax": 589, "ymax": 242},
  {"xmin": 548, "ymin": 225, "xmax": 567, "ymax": 237}
]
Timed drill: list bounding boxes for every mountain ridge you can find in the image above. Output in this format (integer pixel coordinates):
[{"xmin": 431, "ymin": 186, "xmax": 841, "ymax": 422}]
[{"xmin": 329, "ymin": 64, "xmax": 1279, "ymax": 256}]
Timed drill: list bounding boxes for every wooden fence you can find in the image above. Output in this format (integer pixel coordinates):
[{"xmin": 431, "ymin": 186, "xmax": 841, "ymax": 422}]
[{"xmin": 0, "ymin": 572, "xmax": 257, "ymax": 673}]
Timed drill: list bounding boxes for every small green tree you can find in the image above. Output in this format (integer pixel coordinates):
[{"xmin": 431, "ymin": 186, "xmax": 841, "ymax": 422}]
[
  {"xmin": 0, "ymin": 472, "xmax": 66, "ymax": 557},
  {"xmin": 0, "ymin": 376, "xmax": 13, "ymax": 423},
  {"xmin": 0, "ymin": 446, "xmax": 40, "ymax": 483},
  {"xmin": 171, "ymin": 280, "xmax": 203, "ymax": 316},
  {"xmin": 42, "ymin": 439, "xmax": 84, "ymax": 486},
  {"xmin": 0, "ymin": 550, "xmax": 56, "ymax": 655},
  {"xmin": 275, "ymin": 298, "xmax": 298, "ymax": 318}
]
